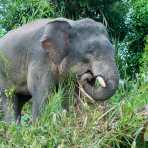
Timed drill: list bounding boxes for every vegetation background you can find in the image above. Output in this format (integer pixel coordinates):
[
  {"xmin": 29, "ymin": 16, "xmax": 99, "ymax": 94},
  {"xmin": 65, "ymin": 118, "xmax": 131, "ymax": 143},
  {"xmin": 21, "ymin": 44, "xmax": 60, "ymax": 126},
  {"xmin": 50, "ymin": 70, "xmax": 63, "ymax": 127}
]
[{"xmin": 0, "ymin": 0, "xmax": 147, "ymax": 147}]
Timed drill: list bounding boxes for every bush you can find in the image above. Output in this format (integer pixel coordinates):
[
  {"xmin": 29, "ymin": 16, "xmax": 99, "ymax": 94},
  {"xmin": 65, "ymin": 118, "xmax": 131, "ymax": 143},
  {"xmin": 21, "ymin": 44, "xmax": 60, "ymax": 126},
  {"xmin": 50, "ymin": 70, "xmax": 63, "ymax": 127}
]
[
  {"xmin": 121, "ymin": 0, "xmax": 148, "ymax": 79},
  {"xmin": 0, "ymin": 0, "xmax": 55, "ymax": 31},
  {"xmin": 140, "ymin": 35, "xmax": 148, "ymax": 80},
  {"xmin": 0, "ymin": 29, "xmax": 6, "ymax": 37}
]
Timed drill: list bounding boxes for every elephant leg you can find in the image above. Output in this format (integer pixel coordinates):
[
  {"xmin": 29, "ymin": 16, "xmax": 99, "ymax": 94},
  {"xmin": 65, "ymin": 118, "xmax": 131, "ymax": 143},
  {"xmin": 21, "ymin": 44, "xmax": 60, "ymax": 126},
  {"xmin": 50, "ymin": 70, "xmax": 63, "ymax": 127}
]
[
  {"xmin": 27, "ymin": 62, "xmax": 54, "ymax": 122},
  {"xmin": 13, "ymin": 96, "xmax": 23, "ymax": 124},
  {"xmin": 0, "ymin": 89, "xmax": 13, "ymax": 122},
  {"xmin": 13, "ymin": 93, "xmax": 31, "ymax": 124},
  {"xmin": 32, "ymin": 90, "xmax": 50, "ymax": 122}
]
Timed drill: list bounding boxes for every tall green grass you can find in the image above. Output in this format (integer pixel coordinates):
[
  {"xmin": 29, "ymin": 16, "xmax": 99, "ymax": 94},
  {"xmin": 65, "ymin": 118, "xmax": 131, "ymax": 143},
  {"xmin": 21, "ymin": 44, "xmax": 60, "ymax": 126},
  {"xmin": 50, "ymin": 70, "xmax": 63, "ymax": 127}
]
[{"xmin": 0, "ymin": 74, "xmax": 147, "ymax": 147}]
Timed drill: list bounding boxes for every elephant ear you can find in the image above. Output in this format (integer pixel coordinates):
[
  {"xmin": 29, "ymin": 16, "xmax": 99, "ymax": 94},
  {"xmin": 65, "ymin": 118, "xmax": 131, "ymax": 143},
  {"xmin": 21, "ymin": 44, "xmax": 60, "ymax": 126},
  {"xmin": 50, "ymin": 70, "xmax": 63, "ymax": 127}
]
[{"xmin": 40, "ymin": 20, "xmax": 72, "ymax": 64}]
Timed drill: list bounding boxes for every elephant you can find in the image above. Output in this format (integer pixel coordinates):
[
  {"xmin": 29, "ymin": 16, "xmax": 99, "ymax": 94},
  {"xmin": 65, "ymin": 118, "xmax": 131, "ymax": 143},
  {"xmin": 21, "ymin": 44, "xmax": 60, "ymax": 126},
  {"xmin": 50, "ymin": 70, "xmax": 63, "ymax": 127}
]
[{"xmin": 0, "ymin": 18, "xmax": 119, "ymax": 123}]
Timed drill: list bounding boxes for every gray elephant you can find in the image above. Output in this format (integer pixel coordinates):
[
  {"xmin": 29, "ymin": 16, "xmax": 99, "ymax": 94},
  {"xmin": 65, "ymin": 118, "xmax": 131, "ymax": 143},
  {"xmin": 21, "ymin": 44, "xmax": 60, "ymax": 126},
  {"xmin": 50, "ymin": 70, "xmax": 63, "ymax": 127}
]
[{"xmin": 0, "ymin": 18, "xmax": 119, "ymax": 123}]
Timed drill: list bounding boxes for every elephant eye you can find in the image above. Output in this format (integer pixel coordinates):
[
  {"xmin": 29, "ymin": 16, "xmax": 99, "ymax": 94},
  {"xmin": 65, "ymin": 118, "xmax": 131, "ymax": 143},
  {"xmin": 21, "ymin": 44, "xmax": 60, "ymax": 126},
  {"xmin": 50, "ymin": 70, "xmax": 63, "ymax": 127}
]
[
  {"xmin": 86, "ymin": 48, "xmax": 94, "ymax": 54},
  {"xmin": 86, "ymin": 44, "xmax": 96, "ymax": 54},
  {"xmin": 81, "ymin": 56, "xmax": 89, "ymax": 63},
  {"xmin": 86, "ymin": 50, "xmax": 92, "ymax": 54}
]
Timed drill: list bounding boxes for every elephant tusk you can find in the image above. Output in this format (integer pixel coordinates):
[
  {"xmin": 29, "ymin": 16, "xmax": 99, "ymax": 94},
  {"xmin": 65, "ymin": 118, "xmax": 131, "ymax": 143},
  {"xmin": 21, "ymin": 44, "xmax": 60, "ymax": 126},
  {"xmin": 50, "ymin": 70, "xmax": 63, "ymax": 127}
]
[{"xmin": 96, "ymin": 76, "xmax": 106, "ymax": 88}]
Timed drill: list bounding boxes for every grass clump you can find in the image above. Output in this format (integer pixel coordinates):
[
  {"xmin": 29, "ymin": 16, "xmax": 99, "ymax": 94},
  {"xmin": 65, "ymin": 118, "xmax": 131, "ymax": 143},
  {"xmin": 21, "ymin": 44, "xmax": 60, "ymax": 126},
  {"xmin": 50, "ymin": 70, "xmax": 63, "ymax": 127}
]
[{"xmin": 0, "ymin": 74, "xmax": 147, "ymax": 148}]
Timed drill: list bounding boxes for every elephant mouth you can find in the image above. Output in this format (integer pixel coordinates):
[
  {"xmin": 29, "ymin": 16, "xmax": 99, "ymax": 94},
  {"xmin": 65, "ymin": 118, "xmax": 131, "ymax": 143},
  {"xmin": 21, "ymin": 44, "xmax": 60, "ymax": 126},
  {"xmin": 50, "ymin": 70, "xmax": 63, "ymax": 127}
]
[
  {"xmin": 79, "ymin": 71, "xmax": 106, "ymax": 88},
  {"xmin": 78, "ymin": 71, "xmax": 107, "ymax": 102},
  {"xmin": 77, "ymin": 68, "xmax": 119, "ymax": 101}
]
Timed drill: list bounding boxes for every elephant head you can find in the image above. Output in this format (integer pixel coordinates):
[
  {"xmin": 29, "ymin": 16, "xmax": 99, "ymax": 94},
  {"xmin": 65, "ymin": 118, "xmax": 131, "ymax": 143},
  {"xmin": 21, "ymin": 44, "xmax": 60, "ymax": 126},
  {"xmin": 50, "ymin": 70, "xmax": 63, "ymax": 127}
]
[{"xmin": 40, "ymin": 18, "xmax": 119, "ymax": 101}]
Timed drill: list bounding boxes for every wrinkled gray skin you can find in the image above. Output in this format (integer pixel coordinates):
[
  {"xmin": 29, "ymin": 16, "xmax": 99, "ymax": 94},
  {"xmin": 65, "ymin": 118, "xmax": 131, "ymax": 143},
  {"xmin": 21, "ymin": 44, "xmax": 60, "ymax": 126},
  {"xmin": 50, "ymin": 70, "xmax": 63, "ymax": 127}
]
[{"xmin": 0, "ymin": 18, "xmax": 119, "ymax": 123}]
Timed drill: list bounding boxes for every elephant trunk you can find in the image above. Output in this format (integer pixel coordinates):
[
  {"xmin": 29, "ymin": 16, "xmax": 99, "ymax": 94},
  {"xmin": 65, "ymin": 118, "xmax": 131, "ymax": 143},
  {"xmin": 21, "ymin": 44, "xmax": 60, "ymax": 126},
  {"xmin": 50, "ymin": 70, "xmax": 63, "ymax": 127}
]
[{"xmin": 80, "ymin": 60, "xmax": 119, "ymax": 101}]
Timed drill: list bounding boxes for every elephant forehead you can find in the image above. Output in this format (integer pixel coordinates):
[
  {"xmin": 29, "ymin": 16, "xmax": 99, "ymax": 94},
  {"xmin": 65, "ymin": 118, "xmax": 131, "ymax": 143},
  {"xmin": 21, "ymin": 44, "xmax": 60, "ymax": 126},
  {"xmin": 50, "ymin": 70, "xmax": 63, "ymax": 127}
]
[
  {"xmin": 73, "ymin": 18, "xmax": 107, "ymax": 34},
  {"xmin": 70, "ymin": 19, "xmax": 110, "ymax": 54},
  {"xmin": 73, "ymin": 27, "xmax": 101, "ymax": 40},
  {"xmin": 72, "ymin": 34, "xmax": 107, "ymax": 54}
]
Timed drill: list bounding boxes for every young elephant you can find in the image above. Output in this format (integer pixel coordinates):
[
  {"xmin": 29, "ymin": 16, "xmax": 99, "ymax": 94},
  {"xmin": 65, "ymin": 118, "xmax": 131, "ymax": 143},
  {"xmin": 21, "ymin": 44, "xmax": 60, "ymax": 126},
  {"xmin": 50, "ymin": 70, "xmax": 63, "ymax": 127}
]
[{"xmin": 0, "ymin": 18, "xmax": 119, "ymax": 123}]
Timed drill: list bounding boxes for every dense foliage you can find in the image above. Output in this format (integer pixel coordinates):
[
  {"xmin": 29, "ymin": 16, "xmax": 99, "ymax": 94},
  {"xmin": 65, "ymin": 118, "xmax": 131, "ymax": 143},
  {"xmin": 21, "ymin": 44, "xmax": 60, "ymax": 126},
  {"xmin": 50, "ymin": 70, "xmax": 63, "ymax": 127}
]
[
  {"xmin": 121, "ymin": 0, "xmax": 148, "ymax": 78},
  {"xmin": 0, "ymin": 0, "xmax": 147, "ymax": 147},
  {"xmin": 0, "ymin": 0, "xmax": 55, "ymax": 31}
]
